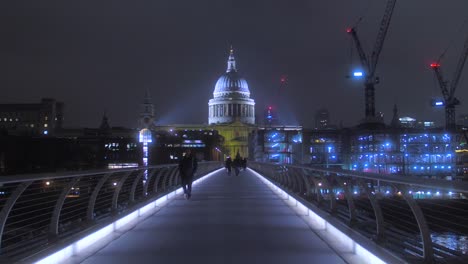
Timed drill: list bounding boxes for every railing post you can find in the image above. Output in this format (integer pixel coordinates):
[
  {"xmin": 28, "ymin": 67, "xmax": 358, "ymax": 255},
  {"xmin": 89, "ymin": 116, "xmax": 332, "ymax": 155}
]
[
  {"xmin": 396, "ymin": 184, "xmax": 435, "ymax": 263},
  {"xmin": 336, "ymin": 177, "xmax": 357, "ymax": 225},
  {"xmin": 111, "ymin": 171, "xmax": 134, "ymax": 214},
  {"xmin": 164, "ymin": 167, "xmax": 178, "ymax": 191},
  {"xmin": 0, "ymin": 181, "xmax": 33, "ymax": 253},
  {"xmin": 169, "ymin": 167, "xmax": 180, "ymax": 189},
  {"xmin": 49, "ymin": 177, "xmax": 79, "ymax": 240},
  {"xmin": 87, "ymin": 173, "xmax": 112, "ymax": 222},
  {"xmin": 322, "ymin": 175, "xmax": 337, "ymax": 214},
  {"xmin": 143, "ymin": 168, "xmax": 158, "ymax": 197},
  {"xmin": 358, "ymin": 179, "xmax": 385, "ymax": 242},
  {"xmin": 129, "ymin": 170, "xmax": 146, "ymax": 204},
  {"xmin": 310, "ymin": 177, "xmax": 323, "ymax": 205},
  {"xmin": 300, "ymin": 169, "xmax": 312, "ymax": 197},
  {"xmin": 153, "ymin": 168, "xmax": 170, "ymax": 194}
]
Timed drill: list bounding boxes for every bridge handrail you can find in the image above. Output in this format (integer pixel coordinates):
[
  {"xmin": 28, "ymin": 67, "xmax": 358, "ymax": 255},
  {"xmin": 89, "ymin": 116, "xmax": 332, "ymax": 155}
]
[
  {"xmin": 0, "ymin": 163, "xmax": 220, "ymax": 184},
  {"xmin": 285, "ymin": 163, "xmax": 468, "ymax": 192},
  {"xmin": 0, "ymin": 161, "xmax": 223, "ymax": 262},
  {"xmin": 249, "ymin": 161, "xmax": 468, "ymax": 263}
]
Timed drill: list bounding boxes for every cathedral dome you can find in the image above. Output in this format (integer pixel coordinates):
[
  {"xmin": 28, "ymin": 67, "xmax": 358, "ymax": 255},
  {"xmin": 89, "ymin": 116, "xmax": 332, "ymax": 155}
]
[{"xmin": 213, "ymin": 48, "xmax": 250, "ymax": 98}]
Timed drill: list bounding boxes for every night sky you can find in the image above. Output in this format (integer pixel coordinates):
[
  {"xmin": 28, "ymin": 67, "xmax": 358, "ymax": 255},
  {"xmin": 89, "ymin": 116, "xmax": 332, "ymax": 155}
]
[{"xmin": 1, "ymin": 0, "xmax": 468, "ymax": 129}]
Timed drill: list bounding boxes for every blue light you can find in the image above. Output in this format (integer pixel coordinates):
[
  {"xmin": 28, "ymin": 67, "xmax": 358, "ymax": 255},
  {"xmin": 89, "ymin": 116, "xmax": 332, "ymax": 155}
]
[
  {"xmin": 435, "ymin": 101, "xmax": 444, "ymax": 106},
  {"xmin": 353, "ymin": 71, "xmax": 364, "ymax": 77}
]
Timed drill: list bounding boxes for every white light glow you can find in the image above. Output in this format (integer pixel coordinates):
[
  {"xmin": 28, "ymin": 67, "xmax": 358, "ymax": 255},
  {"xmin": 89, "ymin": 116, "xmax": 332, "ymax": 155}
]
[{"xmin": 353, "ymin": 71, "xmax": 363, "ymax": 77}]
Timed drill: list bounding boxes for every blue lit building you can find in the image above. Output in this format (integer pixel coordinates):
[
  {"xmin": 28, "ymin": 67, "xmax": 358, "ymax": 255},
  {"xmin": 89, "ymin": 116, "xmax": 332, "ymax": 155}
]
[
  {"xmin": 304, "ymin": 126, "xmax": 464, "ymax": 180},
  {"xmin": 308, "ymin": 129, "xmax": 348, "ymax": 168},
  {"xmin": 252, "ymin": 126, "xmax": 303, "ymax": 164}
]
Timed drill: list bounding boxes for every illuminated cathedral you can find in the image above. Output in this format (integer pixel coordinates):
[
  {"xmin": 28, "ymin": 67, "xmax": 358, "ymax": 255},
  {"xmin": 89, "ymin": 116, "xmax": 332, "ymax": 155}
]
[{"xmin": 208, "ymin": 47, "xmax": 256, "ymax": 158}]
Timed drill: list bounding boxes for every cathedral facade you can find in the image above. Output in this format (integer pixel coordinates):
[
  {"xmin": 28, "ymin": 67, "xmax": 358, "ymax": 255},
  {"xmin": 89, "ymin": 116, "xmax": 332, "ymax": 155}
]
[{"xmin": 208, "ymin": 48, "xmax": 256, "ymax": 159}]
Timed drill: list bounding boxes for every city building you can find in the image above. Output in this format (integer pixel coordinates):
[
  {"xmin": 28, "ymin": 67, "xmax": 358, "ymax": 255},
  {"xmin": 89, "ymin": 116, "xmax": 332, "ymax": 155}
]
[
  {"xmin": 252, "ymin": 126, "xmax": 303, "ymax": 164},
  {"xmin": 152, "ymin": 125, "xmax": 223, "ymax": 164},
  {"xmin": 314, "ymin": 108, "xmax": 330, "ymax": 129},
  {"xmin": 0, "ymin": 98, "xmax": 64, "ymax": 136}
]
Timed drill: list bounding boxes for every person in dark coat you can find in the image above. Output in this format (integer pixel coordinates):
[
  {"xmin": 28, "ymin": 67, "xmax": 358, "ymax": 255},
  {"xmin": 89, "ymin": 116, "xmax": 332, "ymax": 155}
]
[
  {"xmin": 178, "ymin": 149, "xmax": 197, "ymax": 199},
  {"xmin": 241, "ymin": 157, "xmax": 247, "ymax": 171},
  {"xmin": 225, "ymin": 157, "xmax": 232, "ymax": 175},
  {"xmin": 233, "ymin": 153, "xmax": 242, "ymax": 176}
]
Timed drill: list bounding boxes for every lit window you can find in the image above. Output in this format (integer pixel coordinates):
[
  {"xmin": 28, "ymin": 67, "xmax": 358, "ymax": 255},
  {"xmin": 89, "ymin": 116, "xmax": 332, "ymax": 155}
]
[
  {"xmin": 30, "ymin": 124, "xmax": 35, "ymax": 128},
  {"xmin": 44, "ymin": 124, "xmax": 48, "ymax": 128},
  {"xmin": 45, "ymin": 116, "xmax": 48, "ymax": 121},
  {"xmin": 15, "ymin": 118, "xmax": 19, "ymax": 121},
  {"xmin": 3, "ymin": 118, "xmax": 6, "ymax": 121}
]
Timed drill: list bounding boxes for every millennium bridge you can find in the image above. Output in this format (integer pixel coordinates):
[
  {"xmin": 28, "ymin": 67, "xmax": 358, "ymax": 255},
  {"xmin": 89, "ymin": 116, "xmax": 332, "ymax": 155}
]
[{"xmin": 0, "ymin": 162, "xmax": 467, "ymax": 263}]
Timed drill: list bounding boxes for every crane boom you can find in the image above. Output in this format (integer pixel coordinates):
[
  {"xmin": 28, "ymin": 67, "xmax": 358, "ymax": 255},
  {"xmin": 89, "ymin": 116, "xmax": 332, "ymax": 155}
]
[
  {"xmin": 348, "ymin": 28, "xmax": 370, "ymax": 73},
  {"xmin": 431, "ymin": 30, "xmax": 468, "ymax": 130},
  {"xmin": 449, "ymin": 32, "xmax": 468, "ymax": 96},
  {"xmin": 431, "ymin": 65, "xmax": 450, "ymax": 101},
  {"xmin": 347, "ymin": 0, "xmax": 397, "ymax": 121},
  {"xmin": 370, "ymin": 0, "xmax": 397, "ymax": 77}
]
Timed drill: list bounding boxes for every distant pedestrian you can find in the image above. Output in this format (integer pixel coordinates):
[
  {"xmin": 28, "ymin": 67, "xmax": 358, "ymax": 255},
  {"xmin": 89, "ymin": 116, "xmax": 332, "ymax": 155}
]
[
  {"xmin": 241, "ymin": 157, "xmax": 247, "ymax": 171},
  {"xmin": 233, "ymin": 153, "xmax": 242, "ymax": 176},
  {"xmin": 178, "ymin": 149, "xmax": 197, "ymax": 199},
  {"xmin": 225, "ymin": 157, "xmax": 232, "ymax": 175}
]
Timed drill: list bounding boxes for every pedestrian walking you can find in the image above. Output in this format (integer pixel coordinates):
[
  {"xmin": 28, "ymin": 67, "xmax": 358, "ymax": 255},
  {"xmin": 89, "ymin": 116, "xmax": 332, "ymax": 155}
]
[
  {"xmin": 178, "ymin": 149, "xmax": 197, "ymax": 199},
  {"xmin": 233, "ymin": 153, "xmax": 242, "ymax": 176},
  {"xmin": 225, "ymin": 156, "xmax": 232, "ymax": 175},
  {"xmin": 241, "ymin": 157, "xmax": 247, "ymax": 171}
]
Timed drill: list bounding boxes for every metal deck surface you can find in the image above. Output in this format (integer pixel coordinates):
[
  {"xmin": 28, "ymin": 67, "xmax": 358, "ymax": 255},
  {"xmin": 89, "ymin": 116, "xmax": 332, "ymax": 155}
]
[{"xmin": 79, "ymin": 169, "xmax": 346, "ymax": 264}]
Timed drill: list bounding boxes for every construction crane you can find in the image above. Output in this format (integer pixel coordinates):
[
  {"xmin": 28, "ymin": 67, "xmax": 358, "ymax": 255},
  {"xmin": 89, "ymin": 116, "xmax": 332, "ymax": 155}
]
[
  {"xmin": 430, "ymin": 31, "xmax": 468, "ymax": 130},
  {"xmin": 347, "ymin": 0, "xmax": 397, "ymax": 122}
]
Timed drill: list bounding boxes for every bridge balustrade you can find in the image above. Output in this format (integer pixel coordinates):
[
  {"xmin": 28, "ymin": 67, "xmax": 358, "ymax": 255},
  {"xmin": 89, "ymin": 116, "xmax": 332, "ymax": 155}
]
[
  {"xmin": 249, "ymin": 162, "xmax": 468, "ymax": 263},
  {"xmin": 0, "ymin": 162, "xmax": 222, "ymax": 262}
]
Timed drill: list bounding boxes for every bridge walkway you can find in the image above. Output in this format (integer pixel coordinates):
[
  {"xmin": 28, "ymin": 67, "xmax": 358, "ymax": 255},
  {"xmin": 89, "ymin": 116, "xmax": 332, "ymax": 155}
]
[{"xmin": 75, "ymin": 169, "xmax": 346, "ymax": 264}]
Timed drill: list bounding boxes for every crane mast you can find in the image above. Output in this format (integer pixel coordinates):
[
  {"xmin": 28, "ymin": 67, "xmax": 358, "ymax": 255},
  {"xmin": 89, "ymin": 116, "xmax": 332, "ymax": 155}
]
[
  {"xmin": 348, "ymin": 0, "xmax": 397, "ymax": 121},
  {"xmin": 431, "ymin": 31, "xmax": 468, "ymax": 130}
]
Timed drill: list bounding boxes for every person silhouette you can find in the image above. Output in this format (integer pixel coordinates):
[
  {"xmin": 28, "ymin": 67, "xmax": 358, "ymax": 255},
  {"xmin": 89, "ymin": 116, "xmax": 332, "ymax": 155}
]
[{"xmin": 178, "ymin": 149, "xmax": 197, "ymax": 199}]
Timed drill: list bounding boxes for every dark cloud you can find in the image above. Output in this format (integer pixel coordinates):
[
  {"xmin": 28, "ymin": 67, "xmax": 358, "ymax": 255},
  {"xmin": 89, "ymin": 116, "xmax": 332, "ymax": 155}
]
[{"xmin": 1, "ymin": 0, "xmax": 468, "ymax": 128}]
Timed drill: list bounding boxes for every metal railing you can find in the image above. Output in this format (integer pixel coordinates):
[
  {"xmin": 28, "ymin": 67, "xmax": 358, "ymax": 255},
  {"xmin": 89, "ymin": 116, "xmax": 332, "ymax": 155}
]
[
  {"xmin": 0, "ymin": 162, "xmax": 222, "ymax": 262},
  {"xmin": 249, "ymin": 162, "xmax": 468, "ymax": 264}
]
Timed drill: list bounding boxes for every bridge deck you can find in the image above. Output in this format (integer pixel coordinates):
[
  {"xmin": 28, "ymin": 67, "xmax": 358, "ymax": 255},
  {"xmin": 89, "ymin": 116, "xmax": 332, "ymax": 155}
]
[{"xmin": 77, "ymin": 169, "xmax": 345, "ymax": 264}]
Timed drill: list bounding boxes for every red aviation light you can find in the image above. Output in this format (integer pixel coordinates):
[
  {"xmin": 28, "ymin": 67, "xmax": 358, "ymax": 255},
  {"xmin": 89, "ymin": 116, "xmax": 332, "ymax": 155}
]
[
  {"xmin": 430, "ymin": 63, "xmax": 441, "ymax": 68},
  {"xmin": 346, "ymin": 28, "xmax": 352, "ymax": 33}
]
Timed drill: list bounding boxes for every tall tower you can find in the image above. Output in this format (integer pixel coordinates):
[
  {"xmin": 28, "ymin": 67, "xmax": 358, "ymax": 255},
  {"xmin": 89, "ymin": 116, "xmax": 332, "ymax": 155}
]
[
  {"xmin": 208, "ymin": 47, "xmax": 255, "ymax": 125},
  {"xmin": 139, "ymin": 89, "xmax": 155, "ymax": 129}
]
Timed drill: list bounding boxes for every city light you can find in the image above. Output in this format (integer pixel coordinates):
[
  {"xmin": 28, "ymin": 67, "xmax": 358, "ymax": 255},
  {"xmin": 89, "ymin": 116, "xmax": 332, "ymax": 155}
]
[{"xmin": 353, "ymin": 71, "xmax": 364, "ymax": 77}]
